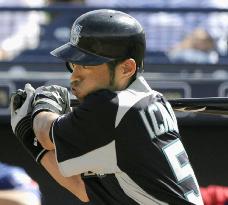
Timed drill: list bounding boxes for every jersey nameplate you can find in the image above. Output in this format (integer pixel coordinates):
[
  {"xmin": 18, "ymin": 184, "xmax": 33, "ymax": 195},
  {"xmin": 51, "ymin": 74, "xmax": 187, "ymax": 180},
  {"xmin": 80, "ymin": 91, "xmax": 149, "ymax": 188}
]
[{"xmin": 140, "ymin": 101, "xmax": 178, "ymax": 138}]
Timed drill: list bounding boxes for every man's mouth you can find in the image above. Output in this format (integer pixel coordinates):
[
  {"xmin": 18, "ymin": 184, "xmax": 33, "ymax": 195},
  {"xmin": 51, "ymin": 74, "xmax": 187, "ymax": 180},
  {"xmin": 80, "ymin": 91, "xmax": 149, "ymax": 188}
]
[{"xmin": 70, "ymin": 80, "xmax": 81, "ymax": 95}]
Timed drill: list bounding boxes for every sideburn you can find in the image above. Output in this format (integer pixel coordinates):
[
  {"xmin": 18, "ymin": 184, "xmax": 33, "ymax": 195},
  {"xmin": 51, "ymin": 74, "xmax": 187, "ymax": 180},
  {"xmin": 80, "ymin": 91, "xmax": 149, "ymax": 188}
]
[
  {"xmin": 107, "ymin": 59, "xmax": 137, "ymax": 90},
  {"xmin": 107, "ymin": 60, "xmax": 119, "ymax": 89},
  {"xmin": 108, "ymin": 66, "xmax": 116, "ymax": 88}
]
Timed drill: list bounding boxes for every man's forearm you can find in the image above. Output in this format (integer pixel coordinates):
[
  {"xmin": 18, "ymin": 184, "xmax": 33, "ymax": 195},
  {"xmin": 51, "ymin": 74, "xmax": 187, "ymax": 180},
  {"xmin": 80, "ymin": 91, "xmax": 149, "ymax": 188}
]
[
  {"xmin": 40, "ymin": 150, "xmax": 89, "ymax": 202},
  {"xmin": 33, "ymin": 112, "xmax": 59, "ymax": 150}
]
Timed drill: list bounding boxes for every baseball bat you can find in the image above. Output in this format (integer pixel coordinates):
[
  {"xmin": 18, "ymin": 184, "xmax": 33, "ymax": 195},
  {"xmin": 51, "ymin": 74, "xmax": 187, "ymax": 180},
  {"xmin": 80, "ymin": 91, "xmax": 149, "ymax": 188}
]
[
  {"xmin": 71, "ymin": 97, "xmax": 228, "ymax": 115},
  {"xmin": 12, "ymin": 91, "xmax": 228, "ymax": 116},
  {"xmin": 168, "ymin": 97, "xmax": 228, "ymax": 115}
]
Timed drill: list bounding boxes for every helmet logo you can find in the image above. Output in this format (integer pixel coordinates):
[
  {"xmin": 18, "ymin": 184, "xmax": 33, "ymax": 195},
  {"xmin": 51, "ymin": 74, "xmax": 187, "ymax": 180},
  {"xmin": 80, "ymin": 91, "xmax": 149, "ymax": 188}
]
[{"xmin": 70, "ymin": 23, "xmax": 82, "ymax": 46}]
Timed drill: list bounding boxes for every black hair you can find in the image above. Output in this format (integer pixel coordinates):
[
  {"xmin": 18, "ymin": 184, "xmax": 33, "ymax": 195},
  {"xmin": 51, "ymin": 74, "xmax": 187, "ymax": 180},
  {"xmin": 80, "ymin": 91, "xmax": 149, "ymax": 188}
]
[{"xmin": 107, "ymin": 59, "xmax": 138, "ymax": 87}]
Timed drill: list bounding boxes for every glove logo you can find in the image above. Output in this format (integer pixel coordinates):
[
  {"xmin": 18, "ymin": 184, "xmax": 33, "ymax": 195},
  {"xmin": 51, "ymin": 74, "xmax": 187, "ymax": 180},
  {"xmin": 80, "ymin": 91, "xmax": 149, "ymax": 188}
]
[
  {"xmin": 52, "ymin": 91, "xmax": 64, "ymax": 104},
  {"xmin": 33, "ymin": 137, "xmax": 38, "ymax": 147}
]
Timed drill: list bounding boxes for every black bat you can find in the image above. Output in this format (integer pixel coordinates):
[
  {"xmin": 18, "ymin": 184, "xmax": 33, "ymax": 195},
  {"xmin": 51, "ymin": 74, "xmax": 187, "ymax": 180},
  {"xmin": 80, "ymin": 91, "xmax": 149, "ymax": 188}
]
[
  {"xmin": 11, "ymin": 90, "xmax": 27, "ymax": 110},
  {"xmin": 12, "ymin": 92, "xmax": 228, "ymax": 116},
  {"xmin": 71, "ymin": 97, "xmax": 228, "ymax": 116},
  {"xmin": 168, "ymin": 97, "xmax": 228, "ymax": 115}
]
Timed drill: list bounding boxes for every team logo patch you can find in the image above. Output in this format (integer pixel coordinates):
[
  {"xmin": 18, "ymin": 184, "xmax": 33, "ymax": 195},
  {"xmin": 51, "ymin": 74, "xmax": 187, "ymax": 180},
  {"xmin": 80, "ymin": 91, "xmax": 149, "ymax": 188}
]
[{"xmin": 70, "ymin": 23, "xmax": 82, "ymax": 45}]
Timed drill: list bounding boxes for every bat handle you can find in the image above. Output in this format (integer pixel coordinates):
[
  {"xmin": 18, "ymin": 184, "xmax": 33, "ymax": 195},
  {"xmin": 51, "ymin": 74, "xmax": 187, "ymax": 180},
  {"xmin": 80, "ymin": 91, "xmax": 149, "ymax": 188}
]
[{"xmin": 12, "ymin": 90, "xmax": 27, "ymax": 110}]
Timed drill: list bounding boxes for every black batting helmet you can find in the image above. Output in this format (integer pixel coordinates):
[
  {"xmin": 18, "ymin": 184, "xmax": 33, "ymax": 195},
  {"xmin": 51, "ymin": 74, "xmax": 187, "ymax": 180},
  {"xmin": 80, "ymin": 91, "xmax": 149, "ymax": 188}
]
[{"xmin": 50, "ymin": 9, "xmax": 145, "ymax": 70}]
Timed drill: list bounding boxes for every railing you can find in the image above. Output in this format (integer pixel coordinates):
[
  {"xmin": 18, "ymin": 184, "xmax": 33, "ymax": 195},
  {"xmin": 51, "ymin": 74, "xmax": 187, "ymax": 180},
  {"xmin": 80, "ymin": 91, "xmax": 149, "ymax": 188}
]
[{"xmin": 1, "ymin": 6, "xmax": 228, "ymax": 12}]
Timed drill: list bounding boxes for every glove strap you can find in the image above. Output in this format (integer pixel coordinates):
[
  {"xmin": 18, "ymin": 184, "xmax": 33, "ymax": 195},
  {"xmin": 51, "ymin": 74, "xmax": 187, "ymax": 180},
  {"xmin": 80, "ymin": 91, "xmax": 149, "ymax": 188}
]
[{"xmin": 15, "ymin": 114, "xmax": 47, "ymax": 163}]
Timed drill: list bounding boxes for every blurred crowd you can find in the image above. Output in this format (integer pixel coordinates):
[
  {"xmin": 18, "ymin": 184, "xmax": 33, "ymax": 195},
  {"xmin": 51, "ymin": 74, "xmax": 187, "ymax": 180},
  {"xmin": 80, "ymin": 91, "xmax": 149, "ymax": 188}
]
[
  {"xmin": 0, "ymin": 0, "xmax": 45, "ymax": 61},
  {"xmin": 1, "ymin": 0, "xmax": 228, "ymax": 64},
  {"xmin": 0, "ymin": 162, "xmax": 41, "ymax": 205}
]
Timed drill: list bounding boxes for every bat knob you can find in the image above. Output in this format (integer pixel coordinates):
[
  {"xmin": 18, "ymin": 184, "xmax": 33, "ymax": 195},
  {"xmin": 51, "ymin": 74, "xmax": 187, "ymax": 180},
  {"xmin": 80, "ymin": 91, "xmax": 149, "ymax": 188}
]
[{"xmin": 13, "ymin": 90, "xmax": 27, "ymax": 110}]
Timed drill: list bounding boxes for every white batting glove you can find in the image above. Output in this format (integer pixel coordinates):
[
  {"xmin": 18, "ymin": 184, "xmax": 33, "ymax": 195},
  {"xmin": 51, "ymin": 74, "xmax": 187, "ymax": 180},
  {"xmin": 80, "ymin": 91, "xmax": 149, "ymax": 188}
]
[{"xmin": 10, "ymin": 83, "xmax": 35, "ymax": 133}]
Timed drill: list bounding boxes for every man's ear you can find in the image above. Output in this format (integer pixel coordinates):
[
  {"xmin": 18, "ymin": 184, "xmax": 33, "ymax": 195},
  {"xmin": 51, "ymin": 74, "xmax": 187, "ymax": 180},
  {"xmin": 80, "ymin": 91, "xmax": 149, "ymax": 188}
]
[
  {"xmin": 121, "ymin": 58, "xmax": 136, "ymax": 78},
  {"xmin": 114, "ymin": 59, "xmax": 137, "ymax": 90}
]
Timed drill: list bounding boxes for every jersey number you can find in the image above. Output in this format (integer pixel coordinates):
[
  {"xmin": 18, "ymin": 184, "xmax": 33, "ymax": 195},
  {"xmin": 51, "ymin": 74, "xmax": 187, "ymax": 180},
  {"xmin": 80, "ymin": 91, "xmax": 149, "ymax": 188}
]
[
  {"xmin": 140, "ymin": 102, "xmax": 203, "ymax": 205},
  {"xmin": 163, "ymin": 139, "xmax": 203, "ymax": 205}
]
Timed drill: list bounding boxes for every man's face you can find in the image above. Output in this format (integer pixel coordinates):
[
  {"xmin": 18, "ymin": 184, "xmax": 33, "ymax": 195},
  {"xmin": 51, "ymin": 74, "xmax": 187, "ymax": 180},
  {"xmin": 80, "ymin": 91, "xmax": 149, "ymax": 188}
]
[{"xmin": 69, "ymin": 63, "xmax": 114, "ymax": 101}]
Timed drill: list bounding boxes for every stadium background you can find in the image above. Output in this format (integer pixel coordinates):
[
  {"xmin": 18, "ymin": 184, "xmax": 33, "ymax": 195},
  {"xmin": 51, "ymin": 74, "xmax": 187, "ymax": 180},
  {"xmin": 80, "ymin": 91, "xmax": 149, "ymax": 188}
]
[{"xmin": 0, "ymin": 4, "xmax": 228, "ymax": 204}]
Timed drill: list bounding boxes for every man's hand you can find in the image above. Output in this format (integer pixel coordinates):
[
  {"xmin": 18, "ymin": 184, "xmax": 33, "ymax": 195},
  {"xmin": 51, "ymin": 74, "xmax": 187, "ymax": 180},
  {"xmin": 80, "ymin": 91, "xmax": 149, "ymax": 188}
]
[
  {"xmin": 10, "ymin": 83, "xmax": 35, "ymax": 133},
  {"xmin": 32, "ymin": 85, "xmax": 71, "ymax": 120},
  {"xmin": 10, "ymin": 84, "xmax": 47, "ymax": 163}
]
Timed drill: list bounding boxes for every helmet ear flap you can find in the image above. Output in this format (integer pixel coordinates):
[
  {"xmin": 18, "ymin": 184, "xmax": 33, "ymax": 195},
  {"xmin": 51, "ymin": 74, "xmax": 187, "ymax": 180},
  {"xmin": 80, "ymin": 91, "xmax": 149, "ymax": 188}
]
[{"xmin": 66, "ymin": 62, "xmax": 73, "ymax": 73}]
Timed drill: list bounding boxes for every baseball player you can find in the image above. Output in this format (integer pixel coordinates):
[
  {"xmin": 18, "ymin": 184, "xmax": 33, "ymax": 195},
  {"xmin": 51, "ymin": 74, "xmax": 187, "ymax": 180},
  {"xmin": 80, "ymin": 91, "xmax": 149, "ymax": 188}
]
[{"xmin": 10, "ymin": 9, "xmax": 204, "ymax": 205}]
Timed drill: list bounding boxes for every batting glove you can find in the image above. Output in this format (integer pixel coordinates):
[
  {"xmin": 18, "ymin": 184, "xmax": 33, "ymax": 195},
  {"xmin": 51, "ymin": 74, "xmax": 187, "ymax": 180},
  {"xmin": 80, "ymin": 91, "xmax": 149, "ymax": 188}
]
[
  {"xmin": 10, "ymin": 84, "xmax": 47, "ymax": 163},
  {"xmin": 11, "ymin": 83, "xmax": 35, "ymax": 133},
  {"xmin": 32, "ymin": 85, "xmax": 71, "ymax": 120}
]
